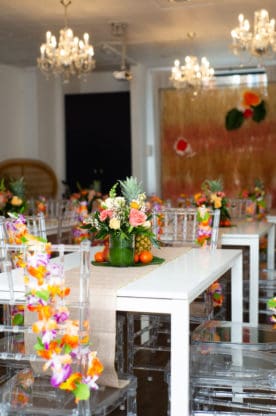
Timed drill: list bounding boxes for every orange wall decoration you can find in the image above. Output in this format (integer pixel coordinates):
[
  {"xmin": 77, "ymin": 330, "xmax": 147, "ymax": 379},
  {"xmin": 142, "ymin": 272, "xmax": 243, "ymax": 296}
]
[{"xmin": 160, "ymin": 84, "xmax": 276, "ymax": 206}]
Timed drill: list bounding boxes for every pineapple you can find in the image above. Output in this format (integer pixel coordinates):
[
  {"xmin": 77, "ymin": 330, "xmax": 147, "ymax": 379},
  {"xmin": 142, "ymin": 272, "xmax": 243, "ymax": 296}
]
[
  {"xmin": 135, "ymin": 233, "xmax": 152, "ymax": 255},
  {"xmin": 119, "ymin": 176, "xmax": 152, "ymax": 255},
  {"xmin": 119, "ymin": 176, "xmax": 143, "ymax": 202},
  {"xmin": 9, "ymin": 177, "xmax": 25, "ymax": 199}
]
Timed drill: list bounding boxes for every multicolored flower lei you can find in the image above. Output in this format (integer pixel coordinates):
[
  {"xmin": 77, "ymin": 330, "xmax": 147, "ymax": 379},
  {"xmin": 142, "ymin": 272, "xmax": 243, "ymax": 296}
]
[
  {"xmin": 267, "ymin": 297, "xmax": 276, "ymax": 325},
  {"xmin": 5, "ymin": 214, "xmax": 104, "ymax": 403},
  {"xmin": 196, "ymin": 206, "xmax": 212, "ymax": 247},
  {"xmin": 207, "ymin": 281, "xmax": 224, "ymax": 308}
]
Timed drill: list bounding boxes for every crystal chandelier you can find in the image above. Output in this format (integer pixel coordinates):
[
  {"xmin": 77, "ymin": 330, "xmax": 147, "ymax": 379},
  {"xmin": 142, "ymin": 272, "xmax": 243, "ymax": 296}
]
[
  {"xmin": 37, "ymin": 0, "xmax": 95, "ymax": 82},
  {"xmin": 231, "ymin": 9, "xmax": 276, "ymax": 61},
  {"xmin": 170, "ymin": 32, "xmax": 215, "ymax": 90},
  {"xmin": 170, "ymin": 55, "xmax": 215, "ymax": 90}
]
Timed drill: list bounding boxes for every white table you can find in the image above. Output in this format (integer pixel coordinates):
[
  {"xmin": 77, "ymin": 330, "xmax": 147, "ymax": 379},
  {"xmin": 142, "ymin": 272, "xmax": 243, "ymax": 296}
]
[
  {"xmin": 220, "ymin": 220, "xmax": 275, "ymax": 325},
  {"xmin": 116, "ymin": 248, "xmax": 243, "ymax": 416}
]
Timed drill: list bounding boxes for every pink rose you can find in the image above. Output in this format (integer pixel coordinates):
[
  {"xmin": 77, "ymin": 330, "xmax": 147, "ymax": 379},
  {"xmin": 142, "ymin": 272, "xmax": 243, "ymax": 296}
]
[
  {"xmin": 99, "ymin": 209, "xmax": 112, "ymax": 221},
  {"xmin": 129, "ymin": 208, "xmax": 147, "ymax": 227}
]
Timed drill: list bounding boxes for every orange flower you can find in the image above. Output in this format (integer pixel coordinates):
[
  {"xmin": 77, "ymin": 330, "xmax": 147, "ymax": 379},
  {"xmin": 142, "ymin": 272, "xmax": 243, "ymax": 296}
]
[
  {"xmin": 242, "ymin": 91, "xmax": 260, "ymax": 107},
  {"xmin": 87, "ymin": 356, "xmax": 104, "ymax": 377},
  {"xmin": 61, "ymin": 334, "xmax": 79, "ymax": 349},
  {"xmin": 59, "ymin": 373, "xmax": 82, "ymax": 391},
  {"xmin": 27, "ymin": 265, "xmax": 47, "ymax": 285}
]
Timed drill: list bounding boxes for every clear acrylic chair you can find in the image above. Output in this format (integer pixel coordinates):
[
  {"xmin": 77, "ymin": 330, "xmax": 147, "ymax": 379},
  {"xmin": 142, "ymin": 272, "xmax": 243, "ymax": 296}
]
[
  {"xmin": 0, "ymin": 240, "xmax": 137, "ymax": 415},
  {"xmin": 126, "ymin": 207, "xmax": 221, "ymax": 376},
  {"xmin": 56, "ymin": 200, "xmax": 79, "ymax": 244},
  {"xmin": 190, "ymin": 342, "xmax": 276, "ymax": 414}
]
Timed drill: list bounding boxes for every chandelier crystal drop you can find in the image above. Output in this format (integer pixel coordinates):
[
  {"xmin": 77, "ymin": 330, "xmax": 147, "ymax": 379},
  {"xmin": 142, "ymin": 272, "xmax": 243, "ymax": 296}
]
[
  {"xmin": 231, "ymin": 9, "xmax": 276, "ymax": 60},
  {"xmin": 37, "ymin": 0, "xmax": 95, "ymax": 82},
  {"xmin": 170, "ymin": 55, "xmax": 215, "ymax": 90}
]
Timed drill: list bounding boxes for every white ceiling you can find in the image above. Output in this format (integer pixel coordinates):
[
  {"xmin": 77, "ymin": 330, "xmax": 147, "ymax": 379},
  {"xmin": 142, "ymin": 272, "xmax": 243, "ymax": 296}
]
[{"xmin": 1, "ymin": 0, "xmax": 276, "ymax": 72}]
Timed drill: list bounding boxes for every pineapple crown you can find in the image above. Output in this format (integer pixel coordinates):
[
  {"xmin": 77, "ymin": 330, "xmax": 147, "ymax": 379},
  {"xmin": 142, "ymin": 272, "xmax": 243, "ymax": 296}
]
[
  {"xmin": 118, "ymin": 176, "xmax": 144, "ymax": 202},
  {"xmin": 202, "ymin": 178, "xmax": 223, "ymax": 194},
  {"xmin": 9, "ymin": 177, "xmax": 26, "ymax": 199}
]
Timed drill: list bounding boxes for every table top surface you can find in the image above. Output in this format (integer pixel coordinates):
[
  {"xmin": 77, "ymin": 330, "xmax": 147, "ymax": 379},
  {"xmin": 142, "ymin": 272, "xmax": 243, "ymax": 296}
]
[
  {"xmin": 220, "ymin": 219, "xmax": 273, "ymax": 239},
  {"xmin": 117, "ymin": 248, "xmax": 242, "ymax": 303}
]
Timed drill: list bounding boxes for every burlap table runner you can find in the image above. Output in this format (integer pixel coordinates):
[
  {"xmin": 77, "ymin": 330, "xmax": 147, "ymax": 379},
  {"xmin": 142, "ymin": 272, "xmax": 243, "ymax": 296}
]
[{"xmin": 25, "ymin": 246, "xmax": 190, "ymax": 388}]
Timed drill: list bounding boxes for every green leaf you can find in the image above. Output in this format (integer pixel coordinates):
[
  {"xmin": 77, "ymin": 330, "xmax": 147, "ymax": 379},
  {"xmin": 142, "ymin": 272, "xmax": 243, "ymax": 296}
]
[
  {"xmin": 225, "ymin": 108, "xmax": 244, "ymax": 131},
  {"xmin": 73, "ymin": 383, "xmax": 90, "ymax": 401},
  {"xmin": 12, "ymin": 313, "xmax": 24, "ymax": 326},
  {"xmin": 252, "ymin": 100, "xmax": 266, "ymax": 122},
  {"xmin": 34, "ymin": 337, "xmax": 44, "ymax": 351},
  {"xmin": 64, "ymin": 344, "xmax": 72, "ymax": 354},
  {"xmin": 36, "ymin": 290, "xmax": 50, "ymax": 301}
]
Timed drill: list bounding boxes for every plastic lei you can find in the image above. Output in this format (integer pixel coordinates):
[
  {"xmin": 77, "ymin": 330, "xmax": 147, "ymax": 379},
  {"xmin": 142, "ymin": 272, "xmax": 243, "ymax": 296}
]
[{"xmin": 5, "ymin": 213, "xmax": 104, "ymax": 403}]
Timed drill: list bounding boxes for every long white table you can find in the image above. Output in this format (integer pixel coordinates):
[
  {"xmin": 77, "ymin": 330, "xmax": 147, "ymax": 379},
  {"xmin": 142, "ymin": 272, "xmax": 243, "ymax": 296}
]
[
  {"xmin": 220, "ymin": 220, "xmax": 275, "ymax": 325},
  {"xmin": 116, "ymin": 248, "xmax": 243, "ymax": 416}
]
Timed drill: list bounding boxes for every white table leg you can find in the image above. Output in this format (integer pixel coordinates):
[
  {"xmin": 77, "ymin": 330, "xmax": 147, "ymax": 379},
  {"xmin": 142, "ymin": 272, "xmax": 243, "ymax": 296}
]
[
  {"xmin": 249, "ymin": 239, "xmax": 259, "ymax": 325},
  {"xmin": 231, "ymin": 252, "xmax": 243, "ymax": 324},
  {"xmin": 267, "ymin": 223, "xmax": 275, "ymax": 271},
  {"xmin": 170, "ymin": 299, "xmax": 190, "ymax": 416}
]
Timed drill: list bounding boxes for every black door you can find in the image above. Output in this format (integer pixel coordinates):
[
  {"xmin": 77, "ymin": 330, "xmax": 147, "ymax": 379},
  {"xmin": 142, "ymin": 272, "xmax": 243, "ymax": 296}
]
[{"xmin": 65, "ymin": 91, "xmax": 132, "ymax": 195}]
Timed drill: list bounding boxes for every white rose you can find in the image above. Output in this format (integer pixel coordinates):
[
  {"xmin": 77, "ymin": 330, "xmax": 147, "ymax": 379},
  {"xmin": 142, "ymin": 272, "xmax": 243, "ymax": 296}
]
[
  {"xmin": 142, "ymin": 220, "xmax": 151, "ymax": 229},
  {"xmin": 113, "ymin": 197, "xmax": 125, "ymax": 208},
  {"xmin": 103, "ymin": 198, "xmax": 113, "ymax": 209},
  {"xmin": 109, "ymin": 217, "xmax": 121, "ymax": 230}
]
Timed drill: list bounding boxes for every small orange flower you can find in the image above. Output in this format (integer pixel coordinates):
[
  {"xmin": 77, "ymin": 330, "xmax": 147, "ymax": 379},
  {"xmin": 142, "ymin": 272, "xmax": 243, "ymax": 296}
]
[
  {"xmin": 242, "ymin": 91, "xmax": 260, "ymax": 107},
  {"xmin": 87, "ymin": 356, "xmax": 104, "ymax": 377}
]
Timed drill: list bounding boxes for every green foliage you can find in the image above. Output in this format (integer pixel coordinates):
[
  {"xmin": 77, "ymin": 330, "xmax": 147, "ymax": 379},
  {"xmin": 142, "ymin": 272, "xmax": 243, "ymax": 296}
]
[
  {"xmin": 252, "ymin": 100, "xmax": 266, "ymax": 122},
  {"xmin": 225, "ymin": 108, "xmax": 244, "ymax": 131}
]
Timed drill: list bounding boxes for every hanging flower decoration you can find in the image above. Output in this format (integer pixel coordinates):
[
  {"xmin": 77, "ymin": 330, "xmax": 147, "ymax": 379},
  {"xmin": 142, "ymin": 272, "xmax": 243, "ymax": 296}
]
[
  {"xmin": 5, "ymin": 213, "xmax": 104, "ymax": 403},
  {"xmin": 207, "ymin": 281, "xmax": 224, "ymax": 308},
  {"xmin": 174, "ymin": 137, "xmax": 195, "ymax": 157},
  {"xmin": 225, "ymin": 90, "xmax": 267, "ymax": 131},
  {"xmin": 196, "ymin": 206, "xmax": 212, "ymax": 247},
  {"xmin": 267, "ymin": 296, "xmax": 276, "ymax": 325}
]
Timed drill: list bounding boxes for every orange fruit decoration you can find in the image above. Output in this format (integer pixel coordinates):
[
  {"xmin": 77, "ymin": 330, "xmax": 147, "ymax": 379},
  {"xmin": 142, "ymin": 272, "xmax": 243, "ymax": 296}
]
[
  {"xmin": 94, "ymin": 251, "xmax": 105, "ymax": 262},
  {"xmin": 134, "ymin": 253, "xmax": 140, "ymax": 263},
  {"xmin": 139, "ymin": 250, "xmax": 153, "ymax": 264}
]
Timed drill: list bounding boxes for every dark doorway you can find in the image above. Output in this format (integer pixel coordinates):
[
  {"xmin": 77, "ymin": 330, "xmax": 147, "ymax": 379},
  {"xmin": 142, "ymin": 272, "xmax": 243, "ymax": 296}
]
[{"xmin": 65, "ymin": 91, "xmax": 132, "ymax": 195}]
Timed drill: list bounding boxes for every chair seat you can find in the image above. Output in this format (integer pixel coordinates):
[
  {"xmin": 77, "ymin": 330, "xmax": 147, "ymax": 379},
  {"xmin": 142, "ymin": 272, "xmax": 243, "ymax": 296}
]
[{"xmin": 0, "ymin": 368, "xmax": 137, "ymax": 416}]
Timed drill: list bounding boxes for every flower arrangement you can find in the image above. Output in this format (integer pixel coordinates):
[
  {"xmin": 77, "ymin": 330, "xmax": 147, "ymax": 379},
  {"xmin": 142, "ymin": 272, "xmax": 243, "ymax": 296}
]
[
  {"xmin": 0, "ymin": 177, "xmax": 26, "ymax": 217},
  {"xmin": 240, "ymin": 178, "xmax": 267, "ymax": 220},
  {"xmin": 225, "ymin": 90, "xmax": 266, "ymax": 131},
  {"xmin": 5, "ymin": 214, "xmax": 103, "ymax": 403},
  {"xmin": 83, "ymin": 179, "xmax": 158, "ymax": 247},
  {"xmin": 194, "ymin": 179, "xmax": 231, "ymax": 226},
  {"xmin": 70, "ymin": 185, "xmax": 102, "ymax": 216},
  {"xmin": 35, "ymin": 195, "xmax": 47, "ymax": 214}
]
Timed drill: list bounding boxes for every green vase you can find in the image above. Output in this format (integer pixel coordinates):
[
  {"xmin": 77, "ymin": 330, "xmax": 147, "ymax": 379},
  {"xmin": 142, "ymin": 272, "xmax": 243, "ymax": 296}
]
[{"xmin": 109, "ymin": 234, "xmax": 134, "ymax": 267}]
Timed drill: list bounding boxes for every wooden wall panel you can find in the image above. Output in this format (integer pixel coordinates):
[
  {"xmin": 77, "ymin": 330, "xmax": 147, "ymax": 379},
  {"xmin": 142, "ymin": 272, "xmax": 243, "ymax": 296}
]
[{"xmin": 160, "ymin": 84, "xmax": 276, "ymax": 206}]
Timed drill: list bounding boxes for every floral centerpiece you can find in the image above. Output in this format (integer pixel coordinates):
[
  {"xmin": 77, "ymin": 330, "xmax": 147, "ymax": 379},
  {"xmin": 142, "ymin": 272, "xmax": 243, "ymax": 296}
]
[
  {"xmin": 240, "ymin": 178, "xmax": 267, "ymax": 221},
  {"xmin": 69, "ymin": 185, "xmax": 102, "ymax": 244},
  {"xmin": 83, "ymin": 177, "xmax": 159, "ymax": 266},
  {"xmin": 194, "ymin": 178, "xmax": 231, "ymax": 227},
  {"xmin": 0, "ymin": 177, "xmax": 26, "ymax": 217}
]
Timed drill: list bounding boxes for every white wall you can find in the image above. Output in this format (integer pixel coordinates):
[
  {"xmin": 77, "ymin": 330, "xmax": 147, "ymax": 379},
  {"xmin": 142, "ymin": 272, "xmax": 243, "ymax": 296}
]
[{"xmin": 0, "ymin": 63, "xmax": 157, "ymax": 196}]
